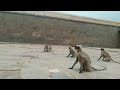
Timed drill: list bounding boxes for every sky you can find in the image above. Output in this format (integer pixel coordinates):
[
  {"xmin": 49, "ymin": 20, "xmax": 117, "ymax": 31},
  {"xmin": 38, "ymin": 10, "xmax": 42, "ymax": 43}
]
[{"xmin": 58, "ymin": 11, "xmax": 120, "ymax": 23}]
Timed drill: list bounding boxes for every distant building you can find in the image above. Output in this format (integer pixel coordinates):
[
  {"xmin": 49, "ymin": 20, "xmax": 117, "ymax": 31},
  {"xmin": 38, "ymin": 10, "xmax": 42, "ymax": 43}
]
[{"xmin": 0, "ymin": 11, "xmax": 120, "ymax": 48}]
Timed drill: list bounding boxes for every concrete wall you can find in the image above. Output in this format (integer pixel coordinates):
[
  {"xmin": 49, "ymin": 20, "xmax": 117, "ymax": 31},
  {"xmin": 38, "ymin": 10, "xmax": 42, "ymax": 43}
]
[{"xmin": 0, "ymin": 12, "xmax": 120, "ymax": 48}]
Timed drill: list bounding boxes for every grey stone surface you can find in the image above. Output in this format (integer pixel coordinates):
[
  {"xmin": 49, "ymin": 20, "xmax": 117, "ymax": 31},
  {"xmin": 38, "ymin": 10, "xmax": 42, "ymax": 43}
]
[{"xmin": 0, "ymin": 43, "xmax": 120, "ymax": 79}]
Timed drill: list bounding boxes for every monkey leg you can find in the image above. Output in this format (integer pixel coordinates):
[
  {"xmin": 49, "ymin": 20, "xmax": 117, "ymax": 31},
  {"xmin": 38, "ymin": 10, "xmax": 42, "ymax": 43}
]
[
  {"xmin": 82, "ymin": 59, "xmax": 92, "ymax": 72},
  {"xmin": 79, "ymin": 63, "xmax": 85, "ymax": 71},
  {"xmin": 43, "ymin": 49, "xmax": 46, "ymax": 52},
  {"xmin": 82, "ymin": 64, "xmax": 86, "ymax": 71},
  {"xmin": 69, "ymin": 59, "xmax": 78, "ymax": 69},
  {"xmin": 44, "ymin": 48, "xmax": 49, "ymax": 52},
  {"xmin": 105, "ymin": 59, "xmax": 110, "ymax": 62},
  {"xmin": 71, "ymin": 54, "xmax": 76, "ymax": 58},
  {"xmin": 44, "ymin": 50, "xmax": 49, "ymax": 52},
  {"xmin": 79, "ymin": 64, "xmax": 83, "ymax": 73},
  {"xmin": 70, "ymin": 55, "xmax": 74, "ymax": 58},
  {"xmin": 86, "ymin": 63, "xmax": 92, "ymax": 72},
  {"xmin": 102, "ymin": 57, "xmax": 105, "ymax": 61}
]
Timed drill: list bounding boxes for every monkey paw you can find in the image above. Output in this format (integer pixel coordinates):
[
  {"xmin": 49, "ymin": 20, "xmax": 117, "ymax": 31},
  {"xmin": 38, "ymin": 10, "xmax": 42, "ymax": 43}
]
[{"xmin": 79, "ymin": 71, "xmax": 82, "ymax": 73}]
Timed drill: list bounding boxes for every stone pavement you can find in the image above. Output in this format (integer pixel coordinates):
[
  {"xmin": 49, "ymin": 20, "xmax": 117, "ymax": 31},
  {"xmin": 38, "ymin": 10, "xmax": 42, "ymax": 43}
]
[{"xmin": 0, "ymin": 43, "xmax": 120, "ymax": 79}]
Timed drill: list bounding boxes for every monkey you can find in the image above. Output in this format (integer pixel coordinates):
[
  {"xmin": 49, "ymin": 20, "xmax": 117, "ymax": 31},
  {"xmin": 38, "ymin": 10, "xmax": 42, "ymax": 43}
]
[
  {"xmin": 43, "ymin": 43, "xmax": 56, "ymax": 55},
  {"xmin": 69, "ymin": 46, "xmax": 107, "ymax": 73},
  {"xmin": 69, "ymin": 46, "xmax": 92, "ymax": 72},
  {"xmin": 48, "ymin": 44, "xmax": 52, "ymax": 51},
  {"xmin": 49, "ymin": 44, "xmax": 56, "ymax": 55},
  {"xmin": 43, "ymin": 42, "xmax": 49, "ymax": 52},
  {"xmin": 98, "ymin": 48, "xmax": 120, "ymax": 64},
  {"xmin": 69, "ymin": 45, "xmax": 86, "ymax": 69},
  {"xmin": 67, "ymin": 47, "xmax": 76, "ymax": 58}
]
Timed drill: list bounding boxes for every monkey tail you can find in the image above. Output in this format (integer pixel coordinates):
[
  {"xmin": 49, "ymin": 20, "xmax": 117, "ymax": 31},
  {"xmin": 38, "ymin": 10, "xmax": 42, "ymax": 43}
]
[
  {"xmin": 50, "ymin": 50, "xmax": 56, "ymax": 55},
  {"xmin": 92, "ymin": 65, "xmax": 107, "ymax": 71},
  {"xmin": 111, "ymin": 59, "xmax": 120, "ymax": 64},
  {"xmin": 0, "ymin": 69, "xmax": 21, "ymax": 71}
]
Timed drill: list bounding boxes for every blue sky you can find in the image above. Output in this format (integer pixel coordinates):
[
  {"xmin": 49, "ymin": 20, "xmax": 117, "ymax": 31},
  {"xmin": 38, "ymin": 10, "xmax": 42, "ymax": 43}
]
[{"xmin": 58, "ymin": 11, "xmax": 120, "ymax": 23}]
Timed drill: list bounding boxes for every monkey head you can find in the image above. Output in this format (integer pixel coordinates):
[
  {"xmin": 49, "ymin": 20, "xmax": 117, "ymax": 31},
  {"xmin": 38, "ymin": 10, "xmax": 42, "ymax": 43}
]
[
  {"xmin": 74, "ymin": 46, "xmax": 78, "ymax": 50},
  {"xmin": 74, "ymin": 45, "xmax": 82, "ymax": 48},
  {"xmin": 45, "ymin": 42, "xmax": 48, "ymax": 45},
  {"xmin": 69, "ymin": 47, "xmax": 72, "ymax": 49},
  {"xmin": 101, "ymin": 48, "xmax": 104, "ymax": 51},
  {"xmin": 75, "ymin": 46, "xmax": 82, "ymax": 52}
]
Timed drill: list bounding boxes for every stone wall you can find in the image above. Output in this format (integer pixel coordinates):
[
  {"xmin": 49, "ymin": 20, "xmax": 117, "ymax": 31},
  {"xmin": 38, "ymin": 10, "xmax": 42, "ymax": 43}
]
[{"xmin": 0, "ymin": 12, "xmax": 120, "ymax": 48}]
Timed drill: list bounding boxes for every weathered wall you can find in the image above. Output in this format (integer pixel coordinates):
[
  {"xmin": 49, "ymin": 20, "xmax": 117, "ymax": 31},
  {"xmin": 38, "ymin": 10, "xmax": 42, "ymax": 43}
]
[{"xmin": 0, "ymin": 12, "xmax": 119, "ymax": 48}]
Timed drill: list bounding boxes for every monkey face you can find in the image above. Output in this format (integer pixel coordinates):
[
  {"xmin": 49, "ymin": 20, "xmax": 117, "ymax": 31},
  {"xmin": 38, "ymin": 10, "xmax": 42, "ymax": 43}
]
[
  {"xmin": 74, "ymin": 46, "xmax": 78, "ymax": 50},
  {"xmin": 74, "ymin": 46, "xmax": 79, "ymax": 52},
  {"xmin": 101, "ymin": 48, "xmax": 104, "ymax": 51}
]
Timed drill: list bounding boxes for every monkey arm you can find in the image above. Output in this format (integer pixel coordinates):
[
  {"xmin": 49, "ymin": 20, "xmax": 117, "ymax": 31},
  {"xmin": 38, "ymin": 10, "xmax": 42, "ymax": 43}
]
[
  {"xmin": 98, "ymin": 55, "xmax": 102, "ymax": 60},
  {"xmin": 67, "ymin": 51, "xmax": 71, "ymax": 57},
  {"xmin": 69, "ymin": 57, "xmax": 78, "ymax": 69},
  {"xmin": 67, "ymin": 53, "xmax": 71, "ymax": 57},
  {"xmin": 70, "ymin": 53, "xmax": 74, "ymax": 57}
]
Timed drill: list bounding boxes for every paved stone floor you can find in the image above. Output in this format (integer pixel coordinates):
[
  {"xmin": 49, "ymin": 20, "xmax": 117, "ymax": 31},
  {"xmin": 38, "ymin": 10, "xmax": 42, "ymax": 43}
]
[{"xmin": 0, "ymin": 42, "xmax": 120, "ymax": 79}]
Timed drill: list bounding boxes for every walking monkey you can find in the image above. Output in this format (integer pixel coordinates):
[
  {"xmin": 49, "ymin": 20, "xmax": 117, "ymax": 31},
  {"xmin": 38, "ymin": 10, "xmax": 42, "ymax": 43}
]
[{"xmin": 98, "ymin": 48, "xmax": 120, "ymax": 64}]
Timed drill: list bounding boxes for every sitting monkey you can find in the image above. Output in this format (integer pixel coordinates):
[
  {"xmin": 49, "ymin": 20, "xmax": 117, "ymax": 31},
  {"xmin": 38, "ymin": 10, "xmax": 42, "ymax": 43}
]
[
  {"xmin": 98, "ymin": 48, "xmax": 111, "ymax": 62},
  {"xmin": 43, "ymin": 43, "xmax": 56, "ymax": 55},
  {"xmin": 43, "ymin": 43, "xmax": 49, "ymax": 52},
  {"xmin": 69, "ymin": 46, "xmax": 106, "ymax": 73},
  {"xmin": 67, "ymin": 47, "xmax": 76, "ymax": 58}
]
